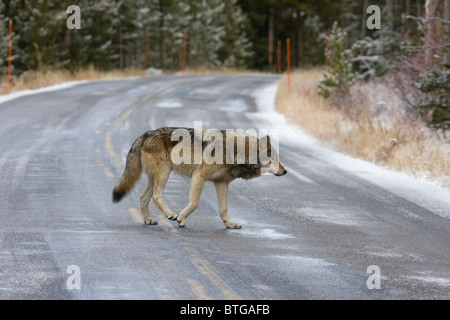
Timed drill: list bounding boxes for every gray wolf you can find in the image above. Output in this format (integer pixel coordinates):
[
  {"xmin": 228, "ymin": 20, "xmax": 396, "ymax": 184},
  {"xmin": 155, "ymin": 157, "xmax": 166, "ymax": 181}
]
[{"xmin": 112, "ymin": 127, "xmax": 287, "ymax": 228}]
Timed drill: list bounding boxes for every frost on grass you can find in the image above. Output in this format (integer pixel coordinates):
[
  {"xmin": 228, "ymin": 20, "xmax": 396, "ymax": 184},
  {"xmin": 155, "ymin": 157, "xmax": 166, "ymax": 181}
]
[{"xmin": 276, "ymin": 69, "xmax": 450, "ymax": 188}]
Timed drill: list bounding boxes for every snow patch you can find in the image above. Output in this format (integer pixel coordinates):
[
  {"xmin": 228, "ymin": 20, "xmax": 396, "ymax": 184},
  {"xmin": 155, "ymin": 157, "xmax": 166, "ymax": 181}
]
[
  {"xmin": 0, "ymin": 77, "xmax": 144, "ymax": 106},
  {"xmin": 156, "ymin": 99, "xmax": 183, "ymax": 108},
  {"xmin": 298, "ymin": 207, "xmax": 360, "ymax": 226},
  {"xmin": 252, "ymin": 83, "xmax": 279, "ymax": 113},
  {"xmin": 407, "ymin": 274, "xmax": 450, "ymax": 287},
  {"xmin": 272, "ymin": 255, "xmax": 336, "ymax": 267},
  {"xmin": 219, "ymin": 99, "xmax": 248, "ymax": 112},
  {"xmin": 232, "ymin": 227, "xmax": 294, "ymax": 240}
]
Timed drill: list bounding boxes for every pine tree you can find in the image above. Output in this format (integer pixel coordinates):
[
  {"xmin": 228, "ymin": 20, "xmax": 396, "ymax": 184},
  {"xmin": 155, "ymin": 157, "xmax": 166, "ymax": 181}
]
[
  {"xmin": 218, "ymin": 0, "xmax": 252, "ymax": 68},
  {"xmin": 414, "ymin": 64, "xmax": 450, "ymax": 131},
  {"xmin": 188, "ymin": 0, "xmax": 226, "ymax": 68},
  {"xmin": 318, "ymin": 22, "xmax": 356, "ymax": 99},
  {"xmin": 0, "ymin": 0, "xmax": 254, "ymax": 74}
]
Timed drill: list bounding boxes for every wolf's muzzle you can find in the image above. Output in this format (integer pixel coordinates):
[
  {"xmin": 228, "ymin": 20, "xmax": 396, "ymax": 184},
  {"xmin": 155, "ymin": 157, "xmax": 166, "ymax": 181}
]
[{"xmin": 275, "ymin": 169, "xmax": 287, "ymax": 176}]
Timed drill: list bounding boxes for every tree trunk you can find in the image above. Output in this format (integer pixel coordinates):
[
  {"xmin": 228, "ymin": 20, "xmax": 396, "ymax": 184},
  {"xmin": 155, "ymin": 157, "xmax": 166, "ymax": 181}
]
[
  {"xmin": 445, "ymin": 0, "xmax": 450, "ymax": 64},
  {"xmin": 268, "ymin": 8, "xmax": 274, "ymax": 71},
  {"xmin": 425, "ymin": 0, "xmax": 439, "ymax": 67},
  {"xmin": 144, "ymin": 27, "xmax": 149, "ymax": 69},
  {"xmin": 159, "ymin": 0, "xmax": 165, "ymax": 70},
  {"xmin": 119, "ymin": 24, "xmax": 124, "ymax": 70},
  {"xmin": 361, "ymin": 0, "xmax": 368, "ymax": 39},
  {"xmin": 297, "ymin": 28, "xmax": 303, "ymax": 68},
  {"xmin": 386, "ymin": 0, "xmax": 394, "ymax": 31},
  {"xmin": 64, "ymin": 0, "xmax": 73, "ymax": 44}
]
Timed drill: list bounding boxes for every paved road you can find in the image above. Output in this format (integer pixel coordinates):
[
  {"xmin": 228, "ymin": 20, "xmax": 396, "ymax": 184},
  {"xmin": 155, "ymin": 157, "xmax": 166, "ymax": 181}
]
[{"xmin": 1, "ymin": 74, "xmax": 449, "ymax": 300}]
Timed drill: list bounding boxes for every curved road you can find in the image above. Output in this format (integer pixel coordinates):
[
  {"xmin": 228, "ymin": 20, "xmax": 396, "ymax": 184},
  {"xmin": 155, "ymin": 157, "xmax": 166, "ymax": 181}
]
[{"xmin": 1, "ymin": 74, "xmax": 449, "ymax": 300}]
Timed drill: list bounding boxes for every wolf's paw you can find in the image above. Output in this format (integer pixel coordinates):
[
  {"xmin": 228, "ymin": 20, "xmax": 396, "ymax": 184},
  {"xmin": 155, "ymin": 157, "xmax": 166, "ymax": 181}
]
[
  {"xmin": 225, "ymin": 222, "xmax": 242, "ymax": 229},
  {"xmin": 144, "ymin": 218, "xmax": 158, "ymax": 225},
  {"xmin": 166, "ymin": 214, "xmax": 178, "ymax": 221},
  {"xmin": 177, "ymin": 216, "xmax": 186, "ymax": 228}
]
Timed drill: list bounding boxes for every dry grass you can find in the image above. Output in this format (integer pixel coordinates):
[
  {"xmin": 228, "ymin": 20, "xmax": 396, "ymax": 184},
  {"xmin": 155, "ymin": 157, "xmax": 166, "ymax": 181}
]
[
  {"xmin": 183, "ymin": 66, "xmax": 265, "ymax": 75},
  {"xmin": 0, "ymin": 66, "xmax": 261, "ymax": 94},
  {"xmin": 0, "ymin": 65, "xmax": 146, "ymax": 95},
  {"xmin": 276, "ymin": 68, "xmax": 450, "ymax": 187}
]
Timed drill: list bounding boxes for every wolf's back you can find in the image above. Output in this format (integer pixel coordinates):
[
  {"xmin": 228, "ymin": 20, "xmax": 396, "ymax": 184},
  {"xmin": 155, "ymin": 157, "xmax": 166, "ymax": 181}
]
[{"xmin": 112, "ymin": 135, "xmax": 145, "ymax": 203}]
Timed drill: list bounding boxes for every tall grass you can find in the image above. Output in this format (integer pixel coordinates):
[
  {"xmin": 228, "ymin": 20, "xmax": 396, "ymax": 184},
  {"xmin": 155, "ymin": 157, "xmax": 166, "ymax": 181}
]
[{"xmin": 276, "ymin": 69, "xmax": 450, "ymax": 187}]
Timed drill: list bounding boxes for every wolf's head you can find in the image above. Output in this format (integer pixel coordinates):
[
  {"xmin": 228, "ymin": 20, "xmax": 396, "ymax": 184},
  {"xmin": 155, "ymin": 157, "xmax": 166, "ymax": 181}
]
[
  {"xmin": 259, "ymin": 135, "xmax": 287, "ymax": 177},
  {"xmin": 226, "ymin": 132, "xmax": 286, "ymax": 180}
]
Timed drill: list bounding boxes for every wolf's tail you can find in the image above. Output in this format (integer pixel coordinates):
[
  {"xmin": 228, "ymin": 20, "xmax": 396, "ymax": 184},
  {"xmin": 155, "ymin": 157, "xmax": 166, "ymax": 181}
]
[{"xmin": 112, "ymin": 136, "xmax": 144, "ymax": 203}]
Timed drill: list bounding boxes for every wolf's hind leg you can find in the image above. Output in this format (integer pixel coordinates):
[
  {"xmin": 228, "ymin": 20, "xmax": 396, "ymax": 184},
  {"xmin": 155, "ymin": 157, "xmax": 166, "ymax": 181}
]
[
  {"xmin": 152, "ymin": 168, "xmax": 178, "ymax": 221},
  {"xmin": 140, "ymin": 178, "xmax": 157, "ymax": 225},
  {"xmin": 177, "ymin": 173, "xmax": 206, "ymax": 227},
  {"xmin": 214, "ymin": 181, "xmax": 241, "ymax": 229}
]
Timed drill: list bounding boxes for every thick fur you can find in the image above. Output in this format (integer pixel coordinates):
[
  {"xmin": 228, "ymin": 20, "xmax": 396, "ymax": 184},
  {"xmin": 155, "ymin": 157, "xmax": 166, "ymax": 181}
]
[{"xmin": 112, "ymin": 127, "xmax": 287, "ymax": 228}]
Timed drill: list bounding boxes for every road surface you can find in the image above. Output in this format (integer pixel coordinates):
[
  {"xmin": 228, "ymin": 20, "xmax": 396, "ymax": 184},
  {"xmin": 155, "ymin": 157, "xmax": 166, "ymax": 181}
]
[{"xmin": 1, "ymin": 74, "xmax": 449, "ymax": 300}]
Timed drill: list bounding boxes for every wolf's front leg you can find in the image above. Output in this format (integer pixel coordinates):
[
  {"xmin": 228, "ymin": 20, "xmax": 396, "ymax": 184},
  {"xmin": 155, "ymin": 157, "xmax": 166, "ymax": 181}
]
[
  {"xmin": 177, "ymin": 173, "xmax": 206, "ymax": 227},
  {"xmin": 214, "ymin": 181, "xmax": 241, "ymax": 229}
]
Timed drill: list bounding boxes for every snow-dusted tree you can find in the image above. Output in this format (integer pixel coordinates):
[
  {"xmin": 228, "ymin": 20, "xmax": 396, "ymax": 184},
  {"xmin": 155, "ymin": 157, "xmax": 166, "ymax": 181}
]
[
  {"xmin": 0, "ymin": 2, "xmax": 9, "ymax": 76},
  {"xmin": 318, "ymin": 22, "xmax": 356, "ymax": 99},
  {"xmin": 3, "ymin": 0, "xmax": 66, "ymax": 72},
  {"xmin": 0, "ymin": 0, "xmax": 253, "ymax": 73},
  {"xmin": 415, "ymin": 64, "xmax": 450, "ymax": 132},
  {"xmin": 160, "ymin": 0, "xmax": 191, "ymax": 70},
  {"xmin": 134, "ymin": 0, "xmax": 253, "ymax": 70},
  {"xmin": 351, "ymin": 29, "xmax": 399, "ymax": 78},
  {"xmin": 185, "ymin": 0, "xmax": 252, "ymax": 69},
  {"xmin": 187, "ymin": 0, "xmax": 226, "ymax": 68},
  {"xmin": 424, "ymin": 0, "xmax": 439, "ymax": 67},
  {"xmin": 303, "ymin": 15, "xmax": 326, "ymax": 66},
  {"xmin": 219, "ymin": 0, "xmax": 253, "ymax": 69}
]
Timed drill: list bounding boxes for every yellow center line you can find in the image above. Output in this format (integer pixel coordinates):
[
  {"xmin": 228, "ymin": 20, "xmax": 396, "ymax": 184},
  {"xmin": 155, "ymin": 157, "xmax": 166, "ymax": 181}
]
[
  {"xmin": 187, "ymin": 278, "xmax": 212, "ymax": 300},
  {"xmin": 104, "ymin": 81, "xmax": 187, "ymax": 164},
  {"xmin": 103, "ymin": 168, "xmax": 115, "ymax": 178},
  {"xmin": 105, "ymin": 78, "xmax": 242, "ymax": 300},
  {"xmin": 190, "ymin": 257, "xmax": 242, "ymax": 300}
]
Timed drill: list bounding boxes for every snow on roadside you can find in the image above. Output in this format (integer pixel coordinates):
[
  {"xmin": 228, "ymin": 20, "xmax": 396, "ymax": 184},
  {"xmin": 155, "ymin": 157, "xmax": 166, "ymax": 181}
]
[
  {"xmin": 0, "ymin": 75, "xmax": 146, "ymax": 106},
  {"xmin": 252, "ymin": 81, "xmax": 450, "ymax": 220},
  {"xmin": 0, "ymin": 81, "xmax": 89, "ymax": 106},
  {"xmin": 0, "ymin": 74, "xmax": 151, "ymax": 106}
]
